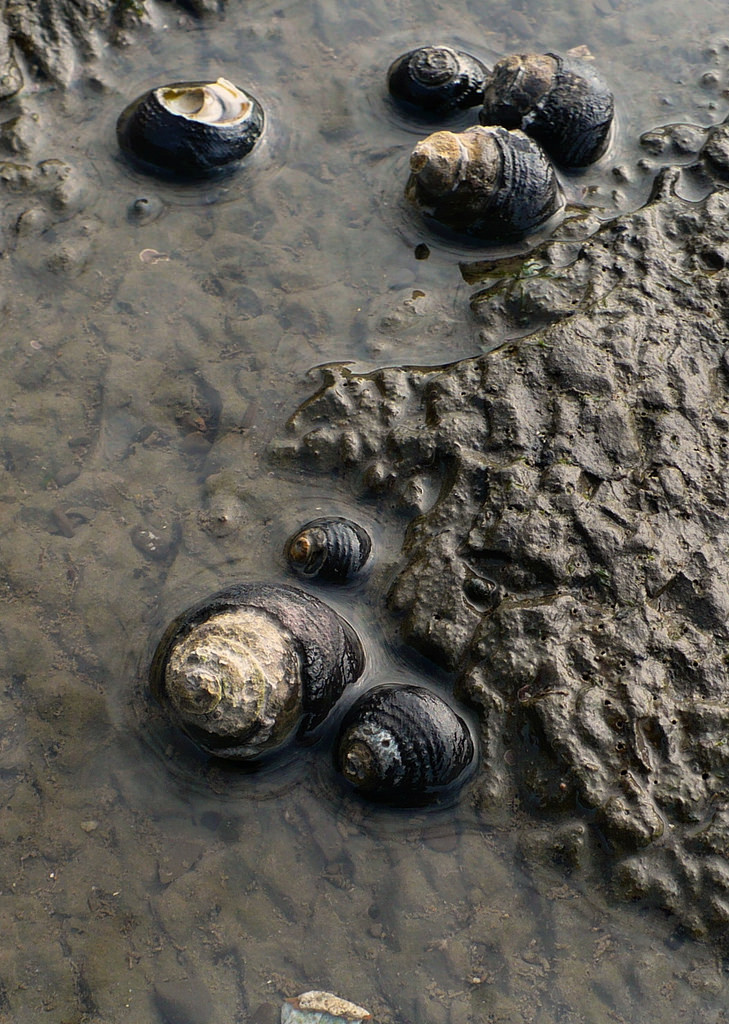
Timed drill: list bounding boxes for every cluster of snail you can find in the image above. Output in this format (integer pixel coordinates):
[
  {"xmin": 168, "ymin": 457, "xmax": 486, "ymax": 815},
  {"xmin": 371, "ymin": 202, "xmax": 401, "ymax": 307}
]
[
  {"xmin": 115, "ymin": 47, "xmax": 613, "ymax": 247},
  {"xmin": 149, "ymin": 517, "xmax": 476, "ymax": 805},
  {"xmin": 389, "ymin": 45, "xmax": 615, "ymax": 241},
  {"xmin": 130, "ymin": 44, "xmax": 613, "ymax": 803}
]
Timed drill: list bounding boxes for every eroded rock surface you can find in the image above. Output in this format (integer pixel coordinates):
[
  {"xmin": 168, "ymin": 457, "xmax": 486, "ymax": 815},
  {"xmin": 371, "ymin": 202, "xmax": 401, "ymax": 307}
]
[{"xmin": 276, "ymin": 162, "xmax": 729, "ymax": 940}]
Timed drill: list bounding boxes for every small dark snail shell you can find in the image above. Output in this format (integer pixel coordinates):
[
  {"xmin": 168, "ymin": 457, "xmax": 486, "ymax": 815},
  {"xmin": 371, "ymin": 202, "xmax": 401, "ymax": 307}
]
[
  {"xmin": 285, "ymin": 517, "xmax": 372, "ymax": 582},
  {"xmin": 334, "ymin": 683, "xmax": 476, "ymax": 804},
  {"xmin": 149, "ymin": 583, "xmax": 364, "ymax": 761},
  {"xmin": 406, "ymin": 125, "xmax": 563, "ymax": 241},
  {"xmin": 479, "ymin": 52, "xmax": 614, "ymax": 168},
  {"xmin": 387, "ymin": 45, "xmax": 489, "ymax": 115},
  {"xmin": 117, "ymin": 77, "xmax": 264, "ymax": 178}
]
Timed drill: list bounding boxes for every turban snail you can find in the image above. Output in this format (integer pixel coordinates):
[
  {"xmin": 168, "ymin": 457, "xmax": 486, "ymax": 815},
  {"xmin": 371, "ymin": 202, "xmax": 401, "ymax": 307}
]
[
  {"xmin": 479, "ymin": 52, "xmax": 614, "ymax": 168},
  {"xmin": 406, "ymin": 124, "xmax": 563, "ymax": 241},
  {"xmin": 150, "ymin": 583, "xmax": 364, "ymax": 761},
  {"xmin": 334, "ymin": 683, "xmax": 476, "ymax": 804},
  {"xmin": 117, "ymin": 77, "xmax": 264, "ymax": 178},
  {"xmin": 387, "ymin": 45, "xmax": 489, "ymax": 115},
  {"xmin": 285, "ymin": 517, "xmax": 372, "ymax": 582}
]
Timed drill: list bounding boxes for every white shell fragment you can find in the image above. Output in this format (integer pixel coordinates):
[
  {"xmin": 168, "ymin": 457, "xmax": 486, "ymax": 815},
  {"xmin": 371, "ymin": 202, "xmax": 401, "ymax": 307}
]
[{"xmin": 281, "ymin": 991, "xmax": 372, "ymax": 1024}]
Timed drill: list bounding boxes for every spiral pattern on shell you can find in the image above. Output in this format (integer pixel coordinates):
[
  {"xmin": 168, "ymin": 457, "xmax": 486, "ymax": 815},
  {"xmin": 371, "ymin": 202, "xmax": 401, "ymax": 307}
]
[
  {"xmin": 150, "ymin": 583, "xmax": 364, "ymax": 760},
  {"xmin": 117, "ymin": 77, "xmax": 264, "ymax": 178},
  {"xmin": 406, "ymin": 124, "xmax": 563, "ymax": 241},
  {"xmin": 479, "ymin": 52, "xmax": 614, "ymax": 168},
  {"xmin": 334, "ymin": 683, "xmax": 476, "ymax": 804},
  {"xmin": 387, "ymin": 45, "xmax": 489, "ymax": 115},
  {"xmin": 285, "ymin": 517, "xmax": 372, "ymax": 582}
]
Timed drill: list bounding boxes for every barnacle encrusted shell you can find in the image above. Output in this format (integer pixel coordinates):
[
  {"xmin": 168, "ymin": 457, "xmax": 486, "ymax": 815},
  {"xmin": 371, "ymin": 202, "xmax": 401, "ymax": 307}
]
[
  {"xmin": 387, "ymin": 44, "xmax": 489, "ymax": 115},
  {"xmin": 285, "ymin": 517, "xmax": 372, "ymax": 582},
  {"xmin": 150, "ymin": 583, "xmax": 364, "ymax": 760},
  {"xmin": 334, "ymin": 683, "xmax": 476, "ymax": 804},
  {"xmin": 282, "ymin": 991, "xmax": 372, "ymax": 1024},
  {"xmin": 406, "ymin": 124, "xmax": 563, "ymax": 241},
  {"xmin": 116, "ymin": 76, "xmax": 264, "ymax": 178},
  {"xmin": 479, "ymin": 52, "xmax": 614, "ymax": 167}
]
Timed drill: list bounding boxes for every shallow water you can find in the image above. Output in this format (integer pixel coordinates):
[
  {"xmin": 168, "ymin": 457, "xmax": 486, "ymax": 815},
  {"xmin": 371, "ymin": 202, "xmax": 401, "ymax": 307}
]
[{"xmin": 3, "ymin": 0, "xmax": 729, "ymax": 1020}]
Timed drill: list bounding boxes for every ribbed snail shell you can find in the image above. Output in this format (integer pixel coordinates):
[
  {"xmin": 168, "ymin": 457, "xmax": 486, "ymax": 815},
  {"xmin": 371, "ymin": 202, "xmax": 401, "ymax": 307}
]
[
  {"xmin": 149, "ymin": 583, "xmax": 364, "ymax": 760},
  {"xmin": 387, "ymin": 45, "xmax": 489, "ymax": 115},
  {"xmin": 285, "ymin": 517, "xmax": 372, "ymax": 582},
  {"xmin": 406, "ymin": 124, "xmax": 563, "ymax": 241},
  {"xmin": 479, "ymin": 52, "xmax": 614, "ymax": 168},
  {"xmin": 116, "ymin": 77, "xmax": 264, "ymax": 178},
  {"xmin": 334, "ymin": 683, "xmax": 476, "ymax": 804}
]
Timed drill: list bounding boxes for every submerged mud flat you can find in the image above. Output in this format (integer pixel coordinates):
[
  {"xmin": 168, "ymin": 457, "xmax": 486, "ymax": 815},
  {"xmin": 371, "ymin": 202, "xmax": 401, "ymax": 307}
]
[
  {"xmin": 278, "ymin": 153, "xmax": 729, "ymax": 940},
  {"xmin": 5, "ymin": 0, "xmax": 729, "ymax": 1019}
]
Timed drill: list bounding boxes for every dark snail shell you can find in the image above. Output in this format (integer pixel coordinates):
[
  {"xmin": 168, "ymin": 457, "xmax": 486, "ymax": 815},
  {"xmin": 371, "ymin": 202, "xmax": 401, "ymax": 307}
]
[
  {"xmin": 285, "ymin": 517, "xmax": 372, "ymax": 582},
  {"xmin": 406, "ymin": 125, "xmax": 563, "ymax": 241},
  {"xmin": 149, "ymin": 583, "xmax": 364, "ymax": 761},
  {"xmin": 117, "ymin": 77, "xmax": 264, "ymax": 178},
  {"xmin": 387, "ymin": 45, "xmax": 489, "ymax": 115},
  {"xmin": 334, "ymin": 683, "xmax": 476, "ymax": 804},
  {"xmin": 479, "ymin": 52, "xmax": 614, "ymax": 168}
]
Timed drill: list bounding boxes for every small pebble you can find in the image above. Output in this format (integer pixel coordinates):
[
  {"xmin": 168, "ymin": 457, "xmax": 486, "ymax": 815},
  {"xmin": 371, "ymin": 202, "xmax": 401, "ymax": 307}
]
[
  {"xmin": 130, "ymin": 523, "xmax": 179, "ymax": 561},
  {"xmin": 54, "ymin": 466, "xmax": 80, "ymax": 487},
  {"xmin": 51, "ymin": 506, "xmax": 75, "ymax": 538},
  {"xmin": 127, "ymin": 194, "xmax": 165, "ymax": 224}
]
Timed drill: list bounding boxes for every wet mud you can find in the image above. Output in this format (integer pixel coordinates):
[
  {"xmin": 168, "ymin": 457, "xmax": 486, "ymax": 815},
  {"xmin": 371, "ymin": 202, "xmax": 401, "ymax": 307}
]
[
  {"xmin": 4, "ymin": 0, "xmax": 729, "ymax": 1021},
  {"xmin": 280, "ymin": 143, "xmax": 729, "ymax": 942}
]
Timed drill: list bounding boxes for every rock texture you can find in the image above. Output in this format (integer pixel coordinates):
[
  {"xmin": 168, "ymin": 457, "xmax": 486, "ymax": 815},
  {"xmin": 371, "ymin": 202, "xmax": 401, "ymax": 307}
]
[{"xmin": 275, "ymin": 154, "xmax": 729, "ymax": 940}]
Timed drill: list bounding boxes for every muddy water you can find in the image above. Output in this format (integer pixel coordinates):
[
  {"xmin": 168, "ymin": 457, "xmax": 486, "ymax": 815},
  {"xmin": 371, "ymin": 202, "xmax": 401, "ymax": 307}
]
[{"xmin": 2, "ymin": 0, "xmax": 729, "ymax": 1021}]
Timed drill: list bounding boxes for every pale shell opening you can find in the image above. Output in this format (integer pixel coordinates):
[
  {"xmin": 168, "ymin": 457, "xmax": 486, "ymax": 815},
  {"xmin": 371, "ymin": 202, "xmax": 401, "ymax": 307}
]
[{"xmin": 159, "ymin": 77, "xmax": 253, "ymax": 126}]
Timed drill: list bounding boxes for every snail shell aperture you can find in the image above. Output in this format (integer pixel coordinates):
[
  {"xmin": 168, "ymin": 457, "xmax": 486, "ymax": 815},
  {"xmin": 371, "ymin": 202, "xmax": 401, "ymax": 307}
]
[
  {"xmin": 150, "ymin": 583, "xmax": 364, "ymax": 760},
  {"xmin": 334, "ymin": 683, "xmax": 476, "ymax": 804},
  {"xmin": 387, "ymin": 45, "xmax": 489, "ymax": 115},
  {"xmin": 406, "ymin": 125, "xmax": 563, "ymax": 241},
  {"xmin": 116, "ymin": 77, "xmax": 264, "ymax": 178},
  {"xmin": 479, "ymin": 52, "xmax": 614, "ymax": 168},
  {"xmin": 285, "ymin": 517, "xmax": 372, "ymax": 582}
]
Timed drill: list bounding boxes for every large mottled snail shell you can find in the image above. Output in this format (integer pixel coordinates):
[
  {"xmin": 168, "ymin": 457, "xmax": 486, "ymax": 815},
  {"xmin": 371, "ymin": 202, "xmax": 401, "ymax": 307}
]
[
  {"xmin": 149, "ymin": 583, "xmax": 364, "ymax": 760},
  {"xmin": 117, "ymin": 77, "xmax": 264, "ymax": 178},
  {"xmin": 285, "ymin": 517, "xmax": 372, "ymax": 582},
  {"xmin": 479, "ymin": 52, "xmax": 614, "ymax": 168},
  {"xmin": 406, "ymin": 124, "xmax": 563, "ymax": 241},
  {"xmin": 334, "ymin": 683, "xmax": 476, "ymax": 804},
  {"xmin": 387, "ymin": 45, "xmax": 489, "ymax": 115}
]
